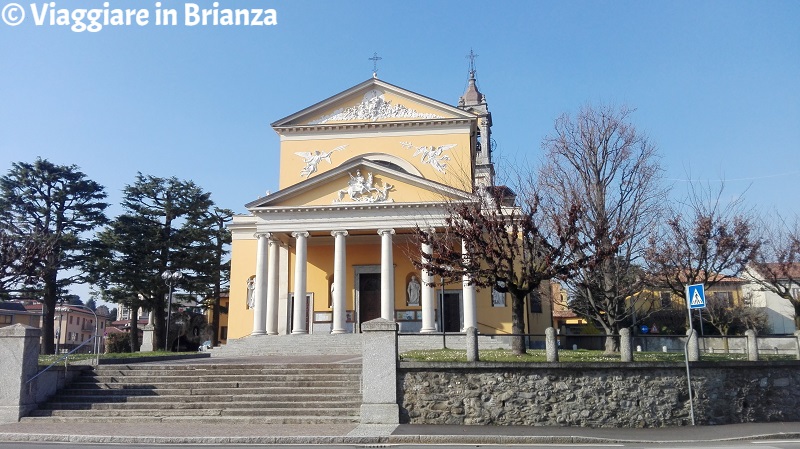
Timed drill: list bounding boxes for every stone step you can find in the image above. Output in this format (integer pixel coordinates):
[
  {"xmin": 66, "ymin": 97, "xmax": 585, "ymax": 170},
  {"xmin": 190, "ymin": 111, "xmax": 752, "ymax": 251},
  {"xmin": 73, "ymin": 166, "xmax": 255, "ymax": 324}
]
[
  {"xmin": 55, "ymin": 386, "xmax": 360, "ymax": 397},
  {"xmin": 93, "ymin": 366, "xmax": 362, "ymax": 374},
  {"xmin": 83, "ymin": 374, "xmax": 360, "ymax": 383},
  {"xmin": 45, "ymin": 393, "xmax": 359, "ymax": 404},
  {"xmin": 28, "ymin": 407, "xmax": 359, "ymax": 418},
  {"xmin": 19, "ymin": 415, "xmax": 360, "ymax": 424},
  {"xmin": 68, "ymin": 380, "xmax": 359, "ymax": 389},
  {"xmin": 39, "ymin": 399, "xmax": 361, "ymax": 410}
]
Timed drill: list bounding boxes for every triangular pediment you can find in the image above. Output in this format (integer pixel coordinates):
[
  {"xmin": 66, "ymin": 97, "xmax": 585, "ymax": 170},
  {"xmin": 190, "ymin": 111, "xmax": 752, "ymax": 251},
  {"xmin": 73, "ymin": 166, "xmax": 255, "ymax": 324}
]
[
  {"xmin": 272, "ymin": 78, "xmax": 477, "ymax": 128},
  {"xmin": 246, "ymin": 158, "xmax": 474, "ymax": 209}
]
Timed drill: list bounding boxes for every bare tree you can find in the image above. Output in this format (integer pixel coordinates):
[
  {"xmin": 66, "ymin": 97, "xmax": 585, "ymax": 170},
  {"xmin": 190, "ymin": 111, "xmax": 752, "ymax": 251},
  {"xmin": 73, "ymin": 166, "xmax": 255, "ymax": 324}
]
[
  {"xmin": 746, "ymin": 215, "xmax": 800, "ymax": 328},
  {"xmin": 539, "ymin": 104, "xmax": 665, "ymax": 353},
  {"xmin": 645, "ymin": 182, "xmax": 760, "ymax": 309},
  {"xmin": 415, "ymin": 182, "xmax": 586, "ymax": 355}
]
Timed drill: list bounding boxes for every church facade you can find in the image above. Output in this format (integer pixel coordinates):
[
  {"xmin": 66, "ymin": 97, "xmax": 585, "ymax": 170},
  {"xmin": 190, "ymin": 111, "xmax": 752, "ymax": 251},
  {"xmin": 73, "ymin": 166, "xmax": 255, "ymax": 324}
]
[{"xmin": 226, "ymin": 72, "xmax": 552, "ymax": 339}]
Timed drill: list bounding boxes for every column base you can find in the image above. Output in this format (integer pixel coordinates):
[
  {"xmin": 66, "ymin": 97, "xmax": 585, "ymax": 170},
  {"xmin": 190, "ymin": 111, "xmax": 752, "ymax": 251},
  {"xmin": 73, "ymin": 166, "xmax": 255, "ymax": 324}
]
[
  {"xmin": 331, "ymin": 329, "xmax": 347, "ymax": 334},
  {"xmin": 420, "ymin": 328, "xmax": 437, "ymax": 333},
  {"xmin": 291, "ymin": 330, "xmax": 308, "ymax": 335},
  {"xmin": 250, "ymin": 330, "xmax": 267, "ymax": 336}
]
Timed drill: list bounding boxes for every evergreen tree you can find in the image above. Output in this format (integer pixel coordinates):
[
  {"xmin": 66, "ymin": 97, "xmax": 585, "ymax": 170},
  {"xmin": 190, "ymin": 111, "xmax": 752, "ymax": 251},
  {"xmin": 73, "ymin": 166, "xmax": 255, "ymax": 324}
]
[
  {"xmin": 92, "ymin": 173, "xmax": 216, "ymax": 351},
  {"xmin": 0, "ymin": 158, "xmax": 108, "ymax": 354}
]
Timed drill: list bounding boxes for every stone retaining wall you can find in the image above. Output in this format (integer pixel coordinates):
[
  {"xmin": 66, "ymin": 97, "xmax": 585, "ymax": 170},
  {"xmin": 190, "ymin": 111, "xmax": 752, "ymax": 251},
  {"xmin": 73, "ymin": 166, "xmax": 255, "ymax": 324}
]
[{"xmin": 398, "ymin": 361, "xmax": 800, "ymax": 427}]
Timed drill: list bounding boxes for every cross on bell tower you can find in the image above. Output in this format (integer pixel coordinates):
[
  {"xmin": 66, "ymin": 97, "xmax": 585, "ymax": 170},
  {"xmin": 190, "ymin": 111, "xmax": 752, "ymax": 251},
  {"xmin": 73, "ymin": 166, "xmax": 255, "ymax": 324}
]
[
  {"xmin": 458, "ymin": 48, "xmax": 494, "ymax": 188},
  {"xmin": 466, "ymin": 48, "xmax": 478, "ymax": 75}
]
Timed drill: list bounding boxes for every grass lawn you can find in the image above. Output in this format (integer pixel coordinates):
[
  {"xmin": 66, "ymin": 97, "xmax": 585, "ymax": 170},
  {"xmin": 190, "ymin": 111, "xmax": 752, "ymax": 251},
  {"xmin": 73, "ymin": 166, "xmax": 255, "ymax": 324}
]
[{"xmin": 400, "ymin": 348, "xmax": 796, "ymax": 363}]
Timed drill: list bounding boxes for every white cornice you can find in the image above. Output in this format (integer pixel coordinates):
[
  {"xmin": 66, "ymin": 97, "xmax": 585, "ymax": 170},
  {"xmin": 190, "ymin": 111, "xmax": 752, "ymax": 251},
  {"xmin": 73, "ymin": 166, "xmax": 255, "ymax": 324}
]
[
  {"xmin": 277, "ymin": 121, "xmax": 472, "ymax": 141},
  {"xmin": 274, "ymin": 118, "xmax": 474, "ymax": 136}
]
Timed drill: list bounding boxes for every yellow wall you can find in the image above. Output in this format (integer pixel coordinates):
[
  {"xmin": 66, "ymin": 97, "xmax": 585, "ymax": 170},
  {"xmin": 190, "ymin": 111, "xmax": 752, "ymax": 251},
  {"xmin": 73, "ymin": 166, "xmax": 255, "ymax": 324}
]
[
  {"xmin": 278, "ymin": 133, "xmax": 473, "ymax": 191},
  {"xmin": 227, "ymin": 238, "xmax": 257, "ymax": 339}
]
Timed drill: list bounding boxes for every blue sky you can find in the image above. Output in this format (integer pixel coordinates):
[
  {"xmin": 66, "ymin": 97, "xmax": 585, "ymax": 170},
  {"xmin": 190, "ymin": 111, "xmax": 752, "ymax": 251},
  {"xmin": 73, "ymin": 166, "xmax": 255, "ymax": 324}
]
[{"xmin": 1, "ymin": 1, "xmax": 798, "ymax": 229}]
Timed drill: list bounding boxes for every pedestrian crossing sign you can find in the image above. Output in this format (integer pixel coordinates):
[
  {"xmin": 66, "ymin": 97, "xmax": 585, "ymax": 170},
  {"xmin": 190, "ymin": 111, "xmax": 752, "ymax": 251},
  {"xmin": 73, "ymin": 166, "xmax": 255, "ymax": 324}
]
[{"xmin": 687, "ymin": 284, "xmax": 706, "ymax": 309}]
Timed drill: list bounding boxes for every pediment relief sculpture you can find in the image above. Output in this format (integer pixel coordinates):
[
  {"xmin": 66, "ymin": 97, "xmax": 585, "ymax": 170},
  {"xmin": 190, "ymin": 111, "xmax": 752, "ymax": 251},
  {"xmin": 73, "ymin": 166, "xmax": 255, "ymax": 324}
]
[
  {"xmin": 333, "ymin": 169, "xmax": 394, "ymax": 204},
  {"xmin": 309, "ymin": 89, "xmax": 443, "ymax": 124}
]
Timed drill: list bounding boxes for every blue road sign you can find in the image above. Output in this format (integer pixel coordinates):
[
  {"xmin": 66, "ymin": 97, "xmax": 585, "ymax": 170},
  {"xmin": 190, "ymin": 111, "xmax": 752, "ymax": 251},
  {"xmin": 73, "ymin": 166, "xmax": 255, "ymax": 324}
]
[
  {"xmin": 687, "ymin": 284, "xmax": 706, "ymax": 309},
  {"xmin": 640, "ymin": 325, "xmax": 649, "ymax": 334}
]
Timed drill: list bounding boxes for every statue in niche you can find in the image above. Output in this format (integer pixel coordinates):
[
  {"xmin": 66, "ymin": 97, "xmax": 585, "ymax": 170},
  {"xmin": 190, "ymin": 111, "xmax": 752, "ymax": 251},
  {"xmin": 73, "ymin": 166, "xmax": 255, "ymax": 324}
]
[
  {"xmin": 407, "ymin": 275, "xmax": 421, "ymax": 306},
  {"xmin": 246, "ymin": 276, "xmax": 256, "ymax": 309},
  {"xmin": 295, "ymin": 145, "xmax": 347, "ymax": 178}
]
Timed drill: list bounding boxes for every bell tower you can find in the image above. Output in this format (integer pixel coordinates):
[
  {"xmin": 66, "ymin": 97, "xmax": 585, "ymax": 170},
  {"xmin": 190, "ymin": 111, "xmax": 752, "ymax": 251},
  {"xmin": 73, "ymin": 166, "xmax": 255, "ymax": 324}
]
[{"xmin": 458, "ymin": 49, "xmax": 494, "ymax": 188}]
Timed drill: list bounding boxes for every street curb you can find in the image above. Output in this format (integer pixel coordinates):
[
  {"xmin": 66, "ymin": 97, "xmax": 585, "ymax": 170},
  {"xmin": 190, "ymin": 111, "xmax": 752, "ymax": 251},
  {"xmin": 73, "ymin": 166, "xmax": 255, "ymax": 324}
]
[{"xmin": 2, "ymin": 432, "xmax": 799, "ymax": 445}]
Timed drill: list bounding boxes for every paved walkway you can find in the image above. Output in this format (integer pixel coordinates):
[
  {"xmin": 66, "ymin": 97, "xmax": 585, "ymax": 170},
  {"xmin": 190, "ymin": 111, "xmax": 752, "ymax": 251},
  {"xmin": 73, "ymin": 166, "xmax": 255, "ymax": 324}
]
[{"xmin": 0, "ymin": 421, "xmax": 798, "ymax": 444}]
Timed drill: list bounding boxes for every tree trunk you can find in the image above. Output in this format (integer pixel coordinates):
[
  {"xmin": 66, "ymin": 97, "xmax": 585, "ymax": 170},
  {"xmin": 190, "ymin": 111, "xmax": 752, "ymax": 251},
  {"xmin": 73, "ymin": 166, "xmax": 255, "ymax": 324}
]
[
  {"xmin": 129, "ymin": 308, "xmax": 140, "ymax": 352},
  {"xmin": 41, "ymin": 267, "xmax": 59, "ymax": 354},
  {"xmin": 510, "ymin": 292, "xmax": 527, "ymax": 355},
  {"xmin": 153, "ymin": 304, "xmax": 166, "ymax": 351}
]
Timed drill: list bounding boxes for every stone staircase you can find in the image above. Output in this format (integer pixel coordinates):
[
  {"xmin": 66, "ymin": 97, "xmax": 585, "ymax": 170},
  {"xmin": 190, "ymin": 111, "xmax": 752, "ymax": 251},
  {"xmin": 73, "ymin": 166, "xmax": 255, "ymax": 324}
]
[
  {"xmin": 212, "ymin": 332, "xmax": 510, "ymax": 358},
  {"xmin": 22, "ymin": 362, "xmax": 362, "ymax": 424}
]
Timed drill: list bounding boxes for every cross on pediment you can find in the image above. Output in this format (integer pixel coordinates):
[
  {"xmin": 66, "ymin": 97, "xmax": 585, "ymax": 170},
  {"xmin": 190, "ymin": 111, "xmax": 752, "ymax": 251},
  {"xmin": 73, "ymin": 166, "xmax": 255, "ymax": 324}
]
[{"xmin": 369, "ymin": 52, "xmax": 383, "ymax": 78}]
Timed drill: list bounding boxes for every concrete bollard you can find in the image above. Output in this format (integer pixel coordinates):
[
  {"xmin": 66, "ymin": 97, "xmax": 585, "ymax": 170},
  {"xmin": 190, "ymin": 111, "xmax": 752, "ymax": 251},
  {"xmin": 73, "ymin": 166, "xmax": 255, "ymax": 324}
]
[
  {"xmin": 572, "ymin": 344, "xmax": 577, "ymax": 350},
  {"xmin": 687, "ymin": 329, "xmax": 699, "ymax": 362},
  {"xmin": 360, "ymin": 318, "xmax": 399, "ymax": 424},
  {"xmin": 620, "ymin": 328, "xmax": 632, "ymax": 362},
  {"xmin": 662, "ymin": 345, "xmax": 668, "ymax": 353},
  {"xmin": 636, "ymin": 345, "xmax": 642, "ymax": 352},
  {"xmin": 545, "ymin": 327, "xmax": 558, "ymax": 362},
  {"xmin": 0, "ymin": 324, "xmax": 41, "ymax": 423},
  {"xmin": 466, "ymin": 327, "xmax": 479, "ymax": 362},
  {"xmin": 745, "ymin": 329, "xmax": 759, "ymax": 361},
  {"xmin": 795, "ymin": 330, "xmax": 800, "ymax": 361}
]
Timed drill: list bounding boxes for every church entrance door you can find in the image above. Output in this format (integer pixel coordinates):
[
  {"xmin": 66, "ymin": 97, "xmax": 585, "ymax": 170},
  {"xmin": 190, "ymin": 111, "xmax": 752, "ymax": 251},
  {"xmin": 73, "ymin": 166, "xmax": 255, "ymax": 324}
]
[
  {"xmin": 439, "ymin": 291, "xmax": 462, "ymax": 332},
  {"xmin": 358, "ymin": 272, "xmax": 381, "ymax": 329}
]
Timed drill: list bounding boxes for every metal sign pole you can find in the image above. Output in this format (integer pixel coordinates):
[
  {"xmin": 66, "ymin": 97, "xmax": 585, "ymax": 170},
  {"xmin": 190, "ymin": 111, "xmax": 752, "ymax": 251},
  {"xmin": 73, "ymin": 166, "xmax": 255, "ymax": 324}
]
[{"xmin": 684, "ymin": 285, "xmax": 696, "ymax": 426}]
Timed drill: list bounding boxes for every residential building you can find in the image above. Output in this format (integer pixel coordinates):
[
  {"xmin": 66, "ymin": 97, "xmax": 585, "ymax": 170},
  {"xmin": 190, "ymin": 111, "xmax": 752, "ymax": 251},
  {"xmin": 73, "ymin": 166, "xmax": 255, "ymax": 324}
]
[
  {"xmin": 742, "ymin": 263, "xmax": 798, "ymax": 334},
  {"xmin": 23, "ymin": 302, "xmax": 112, "ymax": 353},
  {"xmin": 0, "ymin": 301, "xmax": 41, "ymax": 328}
]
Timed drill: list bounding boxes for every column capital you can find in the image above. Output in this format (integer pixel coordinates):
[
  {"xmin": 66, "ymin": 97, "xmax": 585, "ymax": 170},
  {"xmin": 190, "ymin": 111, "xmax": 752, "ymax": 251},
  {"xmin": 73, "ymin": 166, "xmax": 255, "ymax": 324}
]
[
  {"xmin": 254, "ymin": 231, "xmax": 270, "ymax": 239},
  {"xmin": 377, "ymin": 228, "xmax": 396, "ymax": 236},
  {"xmin": 331, "ymin": 230, "xmax": 349, "ymax": 237},
  {"xmin": 292, "ymin": 231, "xmax": 310, "ymax": 239}
]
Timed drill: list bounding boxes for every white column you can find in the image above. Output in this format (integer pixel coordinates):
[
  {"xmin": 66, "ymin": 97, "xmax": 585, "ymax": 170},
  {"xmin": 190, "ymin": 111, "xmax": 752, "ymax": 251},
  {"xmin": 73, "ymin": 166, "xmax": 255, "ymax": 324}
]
[
  {"xmin": 331, "ymin": 230, "xmax": 348, "ymax": 334},
  {"xmin": 378, "ymin": 229, "xmax": 396, "ymax": 321},
  {"xmin": 420, "ymin": 239, "xmax": 437, "ymax": 333},
  {"xmin": 251, "ymin": 232, "xmax": 269, "ymax": 336},
  {"xmin": 462, "ymin": 240, "xmax": 477, "ymax": 331},
  {"xmin": 291, "ymin": 231, "xmax": 309, "ymax": 334},
  {"xmin": 265, "ymin": 234, "xmax": 280, "ymax": 336}
]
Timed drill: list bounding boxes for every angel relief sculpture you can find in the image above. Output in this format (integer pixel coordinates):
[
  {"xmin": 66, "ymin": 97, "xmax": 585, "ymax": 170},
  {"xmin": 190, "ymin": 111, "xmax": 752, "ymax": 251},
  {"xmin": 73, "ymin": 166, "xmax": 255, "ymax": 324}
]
[
  {"xmin": 333, "ymin": 170, "xmax": 394, "ymax": 203},
  {"xmin": 295, "ymin": 145, "xmax": 347, "ymax": 178},
  {"xmin": 400, "ymin": 142, "xmax": 456, "ymax": 173}
]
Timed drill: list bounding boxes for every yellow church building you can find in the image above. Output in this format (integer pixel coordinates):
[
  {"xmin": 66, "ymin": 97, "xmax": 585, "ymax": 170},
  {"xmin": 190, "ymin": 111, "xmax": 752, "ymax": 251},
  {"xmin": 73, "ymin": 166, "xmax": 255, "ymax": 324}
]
[{"xmin": 226, "ymin": 70, "xmax": 552, "ymax": 340}]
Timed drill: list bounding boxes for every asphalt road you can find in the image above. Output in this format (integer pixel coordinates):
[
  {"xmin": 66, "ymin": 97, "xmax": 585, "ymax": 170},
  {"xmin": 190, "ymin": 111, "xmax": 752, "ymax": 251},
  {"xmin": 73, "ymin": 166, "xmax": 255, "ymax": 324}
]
[{"xmin": 2, "ymin": 442, "xmax": 800, "ymax": 449}]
